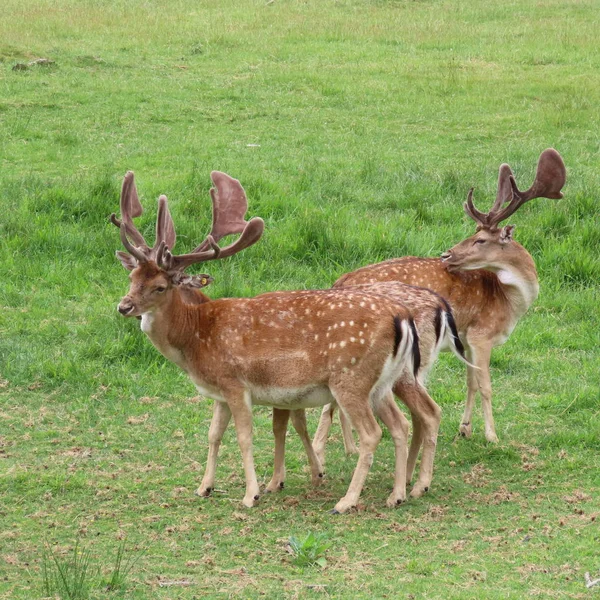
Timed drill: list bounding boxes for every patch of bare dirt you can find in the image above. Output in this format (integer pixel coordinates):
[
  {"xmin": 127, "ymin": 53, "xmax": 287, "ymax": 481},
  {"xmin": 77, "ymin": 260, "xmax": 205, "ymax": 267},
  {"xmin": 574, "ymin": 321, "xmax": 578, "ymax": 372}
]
[
  {"xmin": 462, "ymin": 463, "xmax": 492, "ymax": 488},
  {"xmin": 127, "ymin": 414, "xmax": 149, "ymax": 425}
]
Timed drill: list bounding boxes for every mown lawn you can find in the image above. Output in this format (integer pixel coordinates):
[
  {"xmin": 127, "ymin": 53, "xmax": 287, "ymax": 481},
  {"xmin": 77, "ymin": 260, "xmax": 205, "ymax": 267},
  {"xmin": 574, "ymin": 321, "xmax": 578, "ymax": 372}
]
[{"xmin": 0, "ymin": 0, "xmax": 598, "ymax": 598}]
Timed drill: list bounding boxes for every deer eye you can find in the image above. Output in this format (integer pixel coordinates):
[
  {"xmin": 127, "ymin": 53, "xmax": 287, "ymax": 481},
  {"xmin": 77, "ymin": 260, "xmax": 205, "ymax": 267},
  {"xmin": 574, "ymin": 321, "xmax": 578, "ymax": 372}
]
[
  {"xmin": 474, "ymin": 239, "xmax": 486, "ymax": 245},
  {"xmin": 155, "ymin": 286, "xmax": 167, "ymax": 294}
]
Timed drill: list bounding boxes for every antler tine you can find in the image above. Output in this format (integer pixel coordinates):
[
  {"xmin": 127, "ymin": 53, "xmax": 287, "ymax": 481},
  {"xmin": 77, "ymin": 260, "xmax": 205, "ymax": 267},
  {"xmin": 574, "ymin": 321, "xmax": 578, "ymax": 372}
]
[
  {"xmin": 154, "ymin": 194, "xmax": 176, "ymax": 251},
  {"xmin": 463, "ymin": 188, "xmax": 490, "ymax": 228},
  {"xmin": 486, "ymin": 149, "xmax": 566, "ymax": 227},
  {"xmin": 168, "ymin": 216, "xmax": 264, "ymax": 272},
  {"xmin": 490, "ymin": 163, "xmax": 515, "ymax": 212},
  {"xmin": 168, "ymin": 236, "xmax": 222, "ymax": 272},
  {"xmin": 119, "ymin": 223, "xmax": 147, "ymax": 264},
  {"xmin": 111, "ymin": 171, "xmax": 148, "ymax": 248},
  {"xmin": 210, "ymin": 216, "xmax": 264, "ymax": 259},
  {"xmin": 155, "ymin": 240, "xmax": 169, "ymax": 270}
]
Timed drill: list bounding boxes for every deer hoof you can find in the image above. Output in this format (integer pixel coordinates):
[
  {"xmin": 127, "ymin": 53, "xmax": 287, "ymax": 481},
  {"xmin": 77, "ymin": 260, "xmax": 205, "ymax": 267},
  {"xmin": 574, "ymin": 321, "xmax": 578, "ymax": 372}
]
[
  {"xmin": 264, "ymin": 480, "xmax": 282, "ymax": 493},
  {"xmin": 459, "ymin": 422, "xmax": 472, "ymax": 438},
  {"xmin": 242, "ymin": 493, "xmax": 259, "ymax": 508},
  {"xmin": 409, "ymin": 483, "xmax": 430, "ymax": 499},
  {"xmin": 386, "ymin": 492, "xmax": 406, "ymax": 508}
]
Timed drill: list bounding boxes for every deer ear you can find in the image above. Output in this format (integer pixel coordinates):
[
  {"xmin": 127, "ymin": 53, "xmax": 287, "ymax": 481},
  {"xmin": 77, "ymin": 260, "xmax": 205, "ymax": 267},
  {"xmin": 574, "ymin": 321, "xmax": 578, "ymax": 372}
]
[
  {"xmin": 188, "ymin": 274, "xmax": 214, "ymax": 289},
  {"xmin": 116, "ymin": 251, "xmax": 138, "ymax": 271},
  {"xmin": 170, "ymin": 272, "xmax": 214, "ymax": 288},
  {"xmin": 500, "ymin": 225, "xmax": 515, "ymax": 244}
]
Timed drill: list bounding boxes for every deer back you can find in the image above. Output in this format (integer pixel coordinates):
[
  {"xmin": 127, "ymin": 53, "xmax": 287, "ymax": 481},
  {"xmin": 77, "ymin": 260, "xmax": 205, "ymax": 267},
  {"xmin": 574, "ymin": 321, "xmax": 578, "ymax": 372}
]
[
  {"xmin": 335, "ymin": 258, "xmax": 505, "ymax": 335},
  {"xmin": 335, "ymin": 279, "xmax": 469, "ymax": 378}
]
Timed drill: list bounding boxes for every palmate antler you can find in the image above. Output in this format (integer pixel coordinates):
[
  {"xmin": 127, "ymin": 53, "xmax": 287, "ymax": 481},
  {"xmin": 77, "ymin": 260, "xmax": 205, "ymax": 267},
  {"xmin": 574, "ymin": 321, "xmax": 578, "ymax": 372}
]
[
  {"xmin": 160, "ymin": 172, "xmax": 265, "ymax": 272},
  {"xmin": 464, "ymin": 149, "xmax": 566, "ymax": 230},
  {"xmin": 112, "ymin": 171, "xmax": 264, "ymax": 275}
]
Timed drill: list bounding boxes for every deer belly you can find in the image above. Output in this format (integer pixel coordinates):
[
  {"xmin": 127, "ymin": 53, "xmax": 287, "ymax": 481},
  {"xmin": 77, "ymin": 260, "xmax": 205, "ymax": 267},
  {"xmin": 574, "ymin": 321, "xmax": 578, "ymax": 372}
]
[
  {"xmin": 249, "ymin": 385, "xmax": 334, "ymax": 409},
  {"xmin": 192, "ymin": 381, "xmax": 226, "ymax": 402}
]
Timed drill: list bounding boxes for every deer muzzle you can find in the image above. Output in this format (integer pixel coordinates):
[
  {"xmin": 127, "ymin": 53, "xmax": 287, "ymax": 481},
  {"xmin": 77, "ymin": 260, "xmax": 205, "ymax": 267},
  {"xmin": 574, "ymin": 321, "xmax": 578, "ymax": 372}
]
[{"xmin": 118, "ymin": 298, "xmax": 136, "ymax": 316}]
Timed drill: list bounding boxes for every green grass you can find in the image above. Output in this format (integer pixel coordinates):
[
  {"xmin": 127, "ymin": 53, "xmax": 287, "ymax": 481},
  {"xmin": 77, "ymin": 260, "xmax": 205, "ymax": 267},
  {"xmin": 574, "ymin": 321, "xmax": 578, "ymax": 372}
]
[{"xmin": 0, "ymin": 0, "xmax": 599, "ymax": 598}]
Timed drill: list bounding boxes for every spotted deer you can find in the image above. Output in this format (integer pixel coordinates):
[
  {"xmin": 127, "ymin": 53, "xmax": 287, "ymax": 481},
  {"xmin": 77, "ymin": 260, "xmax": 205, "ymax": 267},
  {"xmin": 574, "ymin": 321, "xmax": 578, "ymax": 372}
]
[
  {"xmin": 279, "ymin": 282, "xmax": 470, "ymax": 498},
  {"xmin": 113, "ymin": 170, "xmax": 423, "ymax": 513},
  {"xmin": 317, "ymin": 149, "xmax": 566, "ymax": 447}
]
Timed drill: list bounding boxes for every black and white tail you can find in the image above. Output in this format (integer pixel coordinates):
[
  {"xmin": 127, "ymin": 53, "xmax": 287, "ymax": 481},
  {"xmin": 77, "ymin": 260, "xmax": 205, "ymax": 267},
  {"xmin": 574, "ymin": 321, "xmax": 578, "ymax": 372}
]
[{"xmin": 436, "ymin": 298, "xmax": 473, "ymax": 367}]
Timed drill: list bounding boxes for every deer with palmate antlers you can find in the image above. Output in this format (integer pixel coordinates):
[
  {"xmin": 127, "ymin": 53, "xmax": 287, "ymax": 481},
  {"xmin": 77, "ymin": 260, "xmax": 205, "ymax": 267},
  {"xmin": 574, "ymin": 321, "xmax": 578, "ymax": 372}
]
[
  {"xmin": 112, "ymin": 170, "xmax": 424, "ymax": 513},
  {"xmin": 314, "ymin": 148, "xmax": 566, "ymax": 449}
]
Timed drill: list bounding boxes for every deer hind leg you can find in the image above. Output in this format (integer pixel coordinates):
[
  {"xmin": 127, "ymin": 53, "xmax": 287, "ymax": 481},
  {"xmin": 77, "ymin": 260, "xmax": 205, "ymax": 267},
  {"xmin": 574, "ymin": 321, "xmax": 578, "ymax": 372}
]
[
  {"xmin": 406, "ymin": 410, "xmax": 422, "ymax": 485},
  {"xmin": 373, "ymin": 391, "xmax": 409, "ymax": 507},
  {"xmin": 331, "ymin": 388, "xmax": 382, "ymax": 514},
  {"xmin": 197, "ymin": 400, "xmax": 232, "ymax": 498},
  {"xmin": 265, "ymin": 408, "xmax": 290, "ymax": 493},
  {"xmin": 289, "ymin": 410, "xmax": 324, "ymax": 486},
  {"xmin": 394, "ymin": 380, "xmax": 441, "ymax": 498}
]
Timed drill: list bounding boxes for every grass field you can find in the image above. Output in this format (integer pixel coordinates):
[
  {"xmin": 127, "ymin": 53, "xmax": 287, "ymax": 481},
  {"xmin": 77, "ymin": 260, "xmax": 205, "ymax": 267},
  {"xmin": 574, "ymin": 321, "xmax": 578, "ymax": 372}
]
[{"xmin": 1, "ymin": 0, "xmax": 599, "ymax": 598}]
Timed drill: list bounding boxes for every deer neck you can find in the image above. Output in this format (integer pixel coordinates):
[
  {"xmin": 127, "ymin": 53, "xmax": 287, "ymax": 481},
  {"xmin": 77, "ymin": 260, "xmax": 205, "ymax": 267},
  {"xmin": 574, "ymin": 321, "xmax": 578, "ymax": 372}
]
[
  {"xmin": 486, "ymin": 243, "xmax": 539, "ymax": 317},
  {"xmin": 140, "ymin": 289, "xmax": 205, "ymax": 370}
]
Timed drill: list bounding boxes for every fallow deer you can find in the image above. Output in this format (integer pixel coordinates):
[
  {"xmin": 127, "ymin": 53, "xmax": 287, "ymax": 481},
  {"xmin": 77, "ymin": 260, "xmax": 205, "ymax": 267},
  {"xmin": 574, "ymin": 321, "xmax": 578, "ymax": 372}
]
[
  {"xmin": 112, "ymin": 170, "xmax": 422, "ymax": 513},
  {"xmin": 278, "ymin": 282, "xmax": 470, "ymax": 498},
  {"xmin": 317, "ymin": 149, "xmax": 566, "ymax": 446}
]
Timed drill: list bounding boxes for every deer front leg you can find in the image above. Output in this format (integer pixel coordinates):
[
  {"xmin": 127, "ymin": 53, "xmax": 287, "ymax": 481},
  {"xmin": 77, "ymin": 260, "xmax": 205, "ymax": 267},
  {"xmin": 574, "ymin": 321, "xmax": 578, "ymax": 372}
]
[
  {"xmin": 373, "ymin": 392, "xmax": 409, "ymax": 507},
  {"xmin": 473, "ymin": 344, "xmax": 497, "ymax": 443},
  {"xmin": 459, "ymin": 347, "xmax": 477, "ymax": 439},
  {"xmin": 313, "ymin": 404, "xmax": 358, "ymax": 466},
  {"xmin": 461, "ymin": 343, "xmax": 497, "ymax": 442},
  {"xmin": 289, "ymin": 410, "xmax": 324, "ymax": 486},
  {"xmin": 265, "ymin": 408, "xmax": 290, "ymax": 493},
  {"xmin": 312, "ymin": 403, "xmax": 335, "ymax": 465},
  {"xmin": 197, "ymin": 400, "xmax": 231, "ymax": 497},
  {"xmin": 227, "ymin": 390, "xmax": 260, "ymax": 508},
  {"xmin": 339, "ymin": 408, "xmax": 359, "ymax": 456}
]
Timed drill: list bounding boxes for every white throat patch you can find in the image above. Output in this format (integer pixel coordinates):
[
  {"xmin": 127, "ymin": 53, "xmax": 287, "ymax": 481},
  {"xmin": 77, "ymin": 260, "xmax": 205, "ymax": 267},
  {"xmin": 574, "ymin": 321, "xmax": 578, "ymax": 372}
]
[
  {"xmin": 497, "ymin": 269, "xmax": 539, "ymax": 310},
  {"xmin": 140, "ymin": 312, "xmax": 155, "ymax": 334}
]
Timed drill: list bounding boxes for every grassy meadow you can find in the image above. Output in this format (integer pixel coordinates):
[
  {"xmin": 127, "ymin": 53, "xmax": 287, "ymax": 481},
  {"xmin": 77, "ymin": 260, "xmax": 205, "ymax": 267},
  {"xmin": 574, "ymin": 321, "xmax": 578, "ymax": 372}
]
[{"xmin": 0, "ymin": 0, "xmax": 599, "ymax": 597}]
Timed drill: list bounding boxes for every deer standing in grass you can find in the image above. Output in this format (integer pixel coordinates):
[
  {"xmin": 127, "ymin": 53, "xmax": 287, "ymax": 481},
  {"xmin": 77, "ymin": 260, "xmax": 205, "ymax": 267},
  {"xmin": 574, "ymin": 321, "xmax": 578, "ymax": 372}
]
[
  {"xmin": 113, "ymin": 170, "xmax": 423, "ymax": 513},
  {"xmin": 276, "ymin": 281, "xmax": 470, "ymax": 498},
  {"xmin": 314, "ymin": 149, "xmax": 566, "ymax": 451}
]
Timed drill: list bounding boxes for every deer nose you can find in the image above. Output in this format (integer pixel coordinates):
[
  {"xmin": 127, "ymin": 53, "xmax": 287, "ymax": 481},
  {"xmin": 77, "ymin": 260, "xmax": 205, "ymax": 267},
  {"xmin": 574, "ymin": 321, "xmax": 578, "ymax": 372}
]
[
  {"xmin": 118, "ymin": 300, "xmax": 135, "ymax": 315},
  {"xmin": 441, "ymin": 251, "xmax": 452, "ymax": 261}
]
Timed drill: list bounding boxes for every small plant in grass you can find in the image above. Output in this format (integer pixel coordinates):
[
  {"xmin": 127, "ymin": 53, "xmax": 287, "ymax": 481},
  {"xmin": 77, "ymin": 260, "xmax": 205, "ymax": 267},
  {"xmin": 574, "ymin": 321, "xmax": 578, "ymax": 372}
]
[
  {"xmin": 104, "ymin": 540, "xmax": 144, "ymax": 593},
  {"xmin": 42, "ymin": 541, "xmax": 93, "ymax": 600},
  {"xmin": 41, "ymin": 540, "xmax": 143, "ymax": 598},
  {"xmin": 288, "ymin": 532, "xmax": 331, "ymax": 568}
]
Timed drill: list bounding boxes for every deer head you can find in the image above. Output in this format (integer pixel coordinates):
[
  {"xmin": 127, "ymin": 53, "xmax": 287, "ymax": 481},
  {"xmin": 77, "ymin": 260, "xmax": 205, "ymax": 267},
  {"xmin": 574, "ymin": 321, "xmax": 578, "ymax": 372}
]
[
  {"xmin": 441, "ymin": 149, "xmax": 565, "ymax": 272},
  {"xmin": 113, "ymin": 171, "xmax": 264, "ymax": 317}
]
